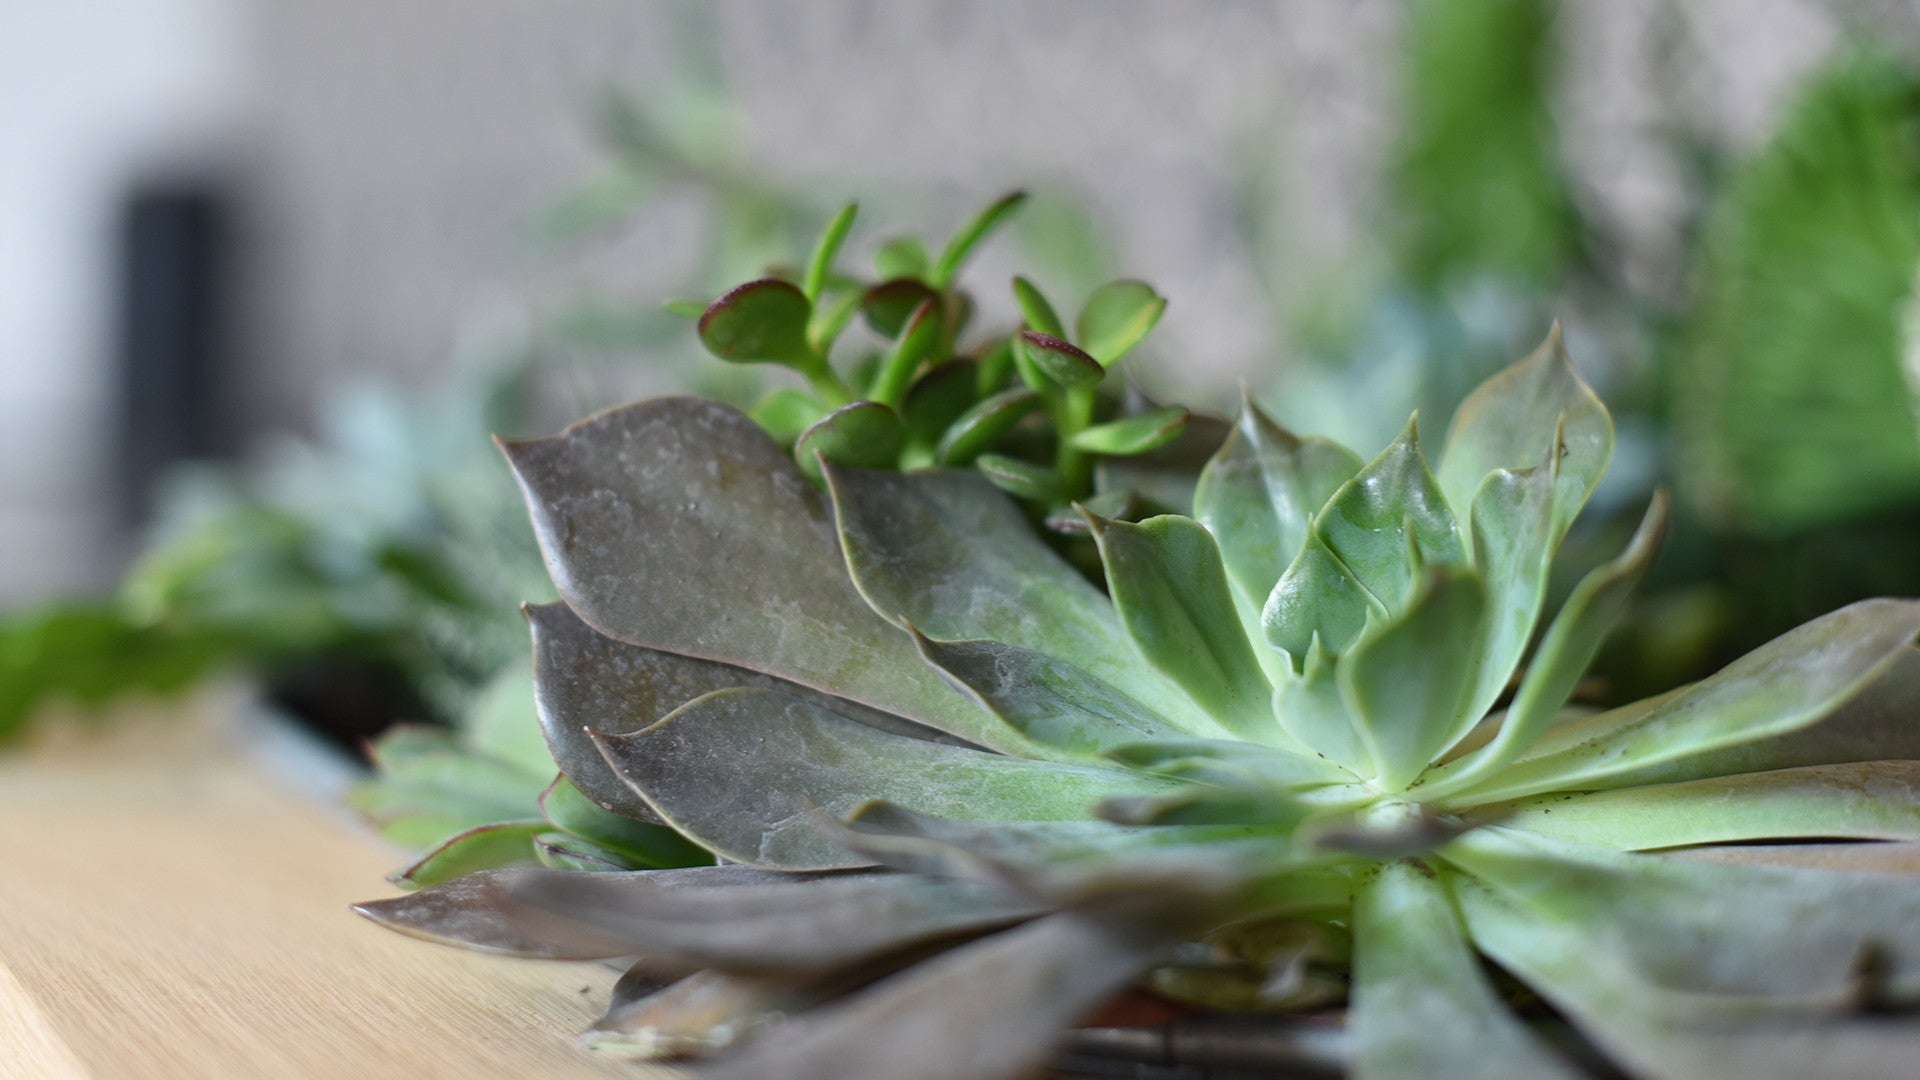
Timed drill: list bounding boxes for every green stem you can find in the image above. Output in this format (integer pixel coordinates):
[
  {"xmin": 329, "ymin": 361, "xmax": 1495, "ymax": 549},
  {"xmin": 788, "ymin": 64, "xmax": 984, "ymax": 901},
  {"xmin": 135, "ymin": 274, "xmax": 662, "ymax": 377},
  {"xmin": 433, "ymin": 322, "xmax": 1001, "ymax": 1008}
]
[
  {"xmin": 798, "ymin": 353, "xmax": 853, "ymax": 407},
  {"xmin": 1054, "ymin": 384, "xmax": 1097, "ymax": 498}
]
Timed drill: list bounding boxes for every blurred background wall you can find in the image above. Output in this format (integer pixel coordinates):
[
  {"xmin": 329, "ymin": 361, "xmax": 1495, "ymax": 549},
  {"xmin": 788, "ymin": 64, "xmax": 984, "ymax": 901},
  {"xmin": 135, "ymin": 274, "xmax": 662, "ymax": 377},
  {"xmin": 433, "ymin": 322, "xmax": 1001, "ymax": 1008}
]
[{"xmin": 5, "ymin": 0, "xmax": 1919, "ymax": 605}]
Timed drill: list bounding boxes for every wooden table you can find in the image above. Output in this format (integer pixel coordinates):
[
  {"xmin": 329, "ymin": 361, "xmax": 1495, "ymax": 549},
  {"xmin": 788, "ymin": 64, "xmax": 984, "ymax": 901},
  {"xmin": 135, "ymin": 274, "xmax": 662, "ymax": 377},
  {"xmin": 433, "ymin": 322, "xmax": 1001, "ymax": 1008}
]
[{"xmin": 0, "ymin": 691, "xmax": 669, "ymax": 1079}]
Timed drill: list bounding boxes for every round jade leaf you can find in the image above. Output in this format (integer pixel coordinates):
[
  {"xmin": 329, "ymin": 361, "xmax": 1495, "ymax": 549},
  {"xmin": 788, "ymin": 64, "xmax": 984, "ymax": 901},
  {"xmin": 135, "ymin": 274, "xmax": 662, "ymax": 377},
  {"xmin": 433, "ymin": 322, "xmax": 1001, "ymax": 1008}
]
[{"xmin": 699, "ymin": 279, "xmax": 814, "ymax": 365}]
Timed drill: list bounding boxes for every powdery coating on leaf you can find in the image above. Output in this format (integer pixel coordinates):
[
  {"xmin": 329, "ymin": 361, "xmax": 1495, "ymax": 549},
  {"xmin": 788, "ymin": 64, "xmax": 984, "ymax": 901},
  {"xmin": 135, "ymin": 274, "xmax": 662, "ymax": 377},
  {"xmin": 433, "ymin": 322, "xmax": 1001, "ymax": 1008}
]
[
  {"xmin": 593, "ymin": 687, "xmax": 1176, "ymax": 870},
  {"xmin": 500, "ymin": 397, "xmax": 1044, "ymax": 757},
  {"xmin": 527, "ymin": 600, "xmax": 940, "ymax": 821}
]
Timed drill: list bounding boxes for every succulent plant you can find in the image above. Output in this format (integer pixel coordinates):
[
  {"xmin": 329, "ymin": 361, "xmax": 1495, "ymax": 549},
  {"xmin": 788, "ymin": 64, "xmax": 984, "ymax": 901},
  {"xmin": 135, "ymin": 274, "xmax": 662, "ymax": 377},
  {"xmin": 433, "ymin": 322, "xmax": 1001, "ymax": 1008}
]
[
  {"xmin": 690, "ymin": 193, "xmax": 1195, "ymax": 529},
  {"xmin": 357, "ymin": 317, "xmax": 1920, "ymax": 1079}
]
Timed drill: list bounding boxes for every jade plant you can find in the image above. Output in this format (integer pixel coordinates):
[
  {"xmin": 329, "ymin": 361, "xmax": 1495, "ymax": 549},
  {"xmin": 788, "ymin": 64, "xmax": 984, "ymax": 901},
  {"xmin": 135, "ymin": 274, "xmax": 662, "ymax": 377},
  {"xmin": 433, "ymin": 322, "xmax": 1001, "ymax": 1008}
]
[
  {"xmin": 357, "ymin": 292, "xmax": 1920, "ymax": 1077},
  {"xmin": 688, "ymin": 192, "xmax": 1191, "ymax": 526}
]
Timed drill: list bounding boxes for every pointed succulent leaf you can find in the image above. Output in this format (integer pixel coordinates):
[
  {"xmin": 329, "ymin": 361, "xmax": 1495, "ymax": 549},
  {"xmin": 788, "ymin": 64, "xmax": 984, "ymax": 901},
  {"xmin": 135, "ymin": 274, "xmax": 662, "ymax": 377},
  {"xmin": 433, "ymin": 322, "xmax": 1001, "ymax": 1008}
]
[
  {"xmin": 1454, "ymin": 598, "xmax": 1920, "ymax": 803},
  {"xmin": 353, "ymin": 864, "xmax": 823, "ymax": 960},
  {"xmin": 504, "ymin": 867, "xmax": 1043, "ymax": 975},
  {"xmin": 1483, "ymin": 761, "xmax": 1920, "ymax": 849},
  {"xmin": 393, "ymin": 820, "xmax": 545, "ymax": 889},
  {"xmin": 1089, "ymin": 513, "xmax": 1277, "ymax": 740},
  {"xmin": 868, "ymin": 298, "xmax": 945, "ymax": 409},
  {"xmin": 593, "ymin": 688, "xmax": 1176, "ymax": 870},
  {"xmin": 829, "ymin": 801, "xmax": 1305, "ymax": 906},
  {"xmin": 1447, "ymin": 827, "xmax": 1920, "ymax": 1001},
  {"xmin": 934, "ymin": 388, "xmax": 1042, "ymax": 466},
  {"xmin": 1010, "ymin": 275, "xmax": 1066, "ymax": 338},
  {"xmin": 911, "ymin": 634, "xmax": 1194, "ymax": 754},
  {"xmin": 1437, "ymin": 324, "xmax": 1613, "ymax": 535},
  {"xmin": 1067, "ymin": 406, "xmax": 1190, "ymax": 456},
  {"xmin": 1315, "ymin": 416, "xmax": 1466, "ymax": 611},
  {"xmin": 861, "ymin": 278, "xmax": 941, "ymax": 339},
  {"xmin": 1193, "ymin": 401, "xmax": 1363, "ymax": 610},
  {"xmin": 872, "ymin": 235, "xmax": 929, "ymax": 281},
  {"xmin": 1263, "ymin": 532, "xmax": 1385, "ymax": 662},
  {"xmin": 702, "ymin": 906, "xmax": 1189, "ymax": 1080},
  {"xmin": 527, "ymin": 601, "xmax": 938, "ymax": 824},
  {"xmin": 501, "ymin": 398, "xmax": 1043, "ymax": 755},
  {"xmin": 1271, "ymin": 640, "xmax": 1372, "ymax": 777},
  {"xmin": 539, "ymin": 775, "xmax": 711, "ymax": 869},
  {"xmin": 1431, "ymin": 494, "xmax": 1669, "ymax": 798},
  {"xmin": 802, "ymin": 201, "xmax": 858, "ymax": 302},
  {"xmin": 699, "ymin": 279, "xmax": 814, "ymax": 366},
  {"xmin": 793, "ymin": 401, "xmax": 904, "ymax": 477},
  {"xmin": 747, "ymin": 388, "xmax": 824, "ymax": 446},
  {"xmin": 928, "ymin": 189, "xmax": 1025, "ymax": 288},
  {"xmin": 825, "ymin": 464, "xmax": 1194, "ymax": 720},
  {"xmin": 1017, "ymin": 331, "xmax": 1104, "ymax": 389},
  {"xmin": 349, "ymin": 729, "xmax": 549, "ymax": 848},
  {"xmin": 1351, "ymin": 861, "xmax": 1583, "ymax": 1080},
  {"xmin": 1452, "ymin": 873, "xmax": 1920, "ymax": 1080},
  {"xmin": 974, "ymin": 453, "xmax": 1070, "ymax": 503},
  {"xmin": 1340, "ymin": 566, "xmax": 1487, "ymax": 791},
  {"xmin": 1075, "ymin": 280, "xmax": 1167, "ymax": 366},
  {"xmin": 1457, "ymin": 446, "xmax": 1558, "ymax": 722},
  {"xmin": 1602, "ymin": 645, "xmax": 1920, "ymax": 787},
  {"xmin": 1094, "ymin": 786, "xmax": 1313, "ymax": 828}
]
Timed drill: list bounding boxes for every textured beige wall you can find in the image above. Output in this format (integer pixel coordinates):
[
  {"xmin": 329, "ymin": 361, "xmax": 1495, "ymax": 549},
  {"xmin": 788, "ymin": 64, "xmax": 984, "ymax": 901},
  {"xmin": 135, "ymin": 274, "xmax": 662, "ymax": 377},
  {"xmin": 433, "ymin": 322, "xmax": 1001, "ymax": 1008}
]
[{"xmin": 239, "ymin": 0, "xmax": 1910, "ymax": 438}]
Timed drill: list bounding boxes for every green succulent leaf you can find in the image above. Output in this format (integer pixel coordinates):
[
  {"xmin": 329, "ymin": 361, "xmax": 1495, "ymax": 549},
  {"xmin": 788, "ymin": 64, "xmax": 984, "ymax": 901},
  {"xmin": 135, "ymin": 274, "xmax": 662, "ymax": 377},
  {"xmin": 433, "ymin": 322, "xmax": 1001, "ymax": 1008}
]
[
  {"xmin": 394, "ymin": 820, "xmax": 546, "ymax": 889},
  {"xmin": 861, "ymin": 278, "xmax": 941, "ymax": 340},
  {"xmin": 592, "ymin": 687, "xmax": 1175, "ymax": 869},
  {"xmin": 1010, "ymin": 275, "xmax": 1066, "ymax": 339},
  {"xmin": 935, "ymin": 388, "xmax": 1043, "ymax": 466},
  {"xmin": 1351, "ymin": 861, "xmax": 1582, "ymax": 1080},
  {"xmin": 803, "ymin": 202, "xmax": 858, "ymax": 302},
  {"xmin": 1457, "ymin": 445, "xmax": 1557, "ymax": 721},
  {"xmin": 872, "ymin": 235, "xmax": 929, "ymax": 281},
  {"xmin": 1484, "ymin": 761, "xmax": 1920, "ymax": 850},
  {"xmin": 540, "ymin": 775, "xmax": 712, "ymax": 868},
  {"xmin": 1449, "ymin": 827, "xmax": 1920, "ymax": 1003},
  {"xmin": 824, "ymin": 465, "xmax": 1193, "ymax": 721},
  {"xmin": 1193, "ymin": 402, "xmax": 1363, "ymax": 613},
  {"xmin": 699, "ymin": 279, "xmax": 814, "ymax": 366},
  {"xmin": 899, "ymin": 360, "xmax": 978, "ymax": 451},
  {"xmin": 1088, "ymin": 513, "xmax": 1276, "ymax": 740},
  {"xmin": 1430, "ymin": 493, "xmax": 1670, "ymax": 797},
  {"xmin": 1452, "ymin": 872, "xmax": 1920, "ymax": 1080},
  {"xmin": 501, "ymin": 399, "xmax": 1046, "ymax": 756},
  {"xmin": 1605, "ymin": 646, "xmax": 1920, "ymax": 786},
  {"xmin": 1016, "ymin": 331, "xmax": 1104, "ymax": 389},
  {"xmin": 1066, "ymin": 406, "xmax": 1190, "ymax": 456},
  {"xmin": 1265, "ymin": 417, "xmax": 1463, "ymax": 663},
  {"xmin": 974, "ymin": 454, "xmax": 1070, "ymax": 503},
  {"xmin": 1340, "ymin": 566, "xmax": 1487, "ymax": 791},
  {"xmin": 1436, "ymin": 323, "xmax": 1612, "ymax": 537},
  {"xmin": 929, "ymin": 189, "xmax": 1026, "ymax": 289},
  {"xmin": 1075, "ymin": 279, "xmax": 1167, "ymax": 367},
  {"xmin": 1270, "ymin": 641, "xmax": 1371, "ymax": 778},
  {"xmin": 793, "ymin": 401, "xmax": 905, "ymax": 477},
  {"xmin": 1454, "ymin": 598, "xmax": 1920, "ymax": 803},
  {"xmin": 868, "ymin": 298, "xmax": 944, "ymax": 409},
  {"xmin": 747, "ymin": 388, "xmax": 824, "ymax": 445}
]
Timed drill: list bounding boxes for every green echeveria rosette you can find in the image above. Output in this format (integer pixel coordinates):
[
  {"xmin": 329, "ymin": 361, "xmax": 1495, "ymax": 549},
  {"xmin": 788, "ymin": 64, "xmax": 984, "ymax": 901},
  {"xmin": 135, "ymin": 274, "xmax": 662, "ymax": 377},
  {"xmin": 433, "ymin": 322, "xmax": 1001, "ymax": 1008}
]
[{"xmin": 357, "ymin": 327, "xmax": 1920, "ymax": 1080}]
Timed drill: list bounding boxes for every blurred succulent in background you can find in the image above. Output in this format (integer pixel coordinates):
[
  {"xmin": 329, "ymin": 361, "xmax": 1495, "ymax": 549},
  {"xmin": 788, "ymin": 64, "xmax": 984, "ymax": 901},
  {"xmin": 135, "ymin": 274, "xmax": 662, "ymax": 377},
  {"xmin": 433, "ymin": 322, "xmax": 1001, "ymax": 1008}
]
[{"xmin": 360, "ymin": 320, "xmax": 1920, "ymax": 1079}]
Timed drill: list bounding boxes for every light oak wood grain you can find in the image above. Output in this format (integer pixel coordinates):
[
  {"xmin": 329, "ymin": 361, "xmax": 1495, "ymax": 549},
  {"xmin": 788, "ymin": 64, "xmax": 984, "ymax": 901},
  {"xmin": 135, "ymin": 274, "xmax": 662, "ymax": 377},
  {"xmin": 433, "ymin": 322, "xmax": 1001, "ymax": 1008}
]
[{"xmin": 0, "ymin": 693, "xmax": 672, "ymax": 1079}]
